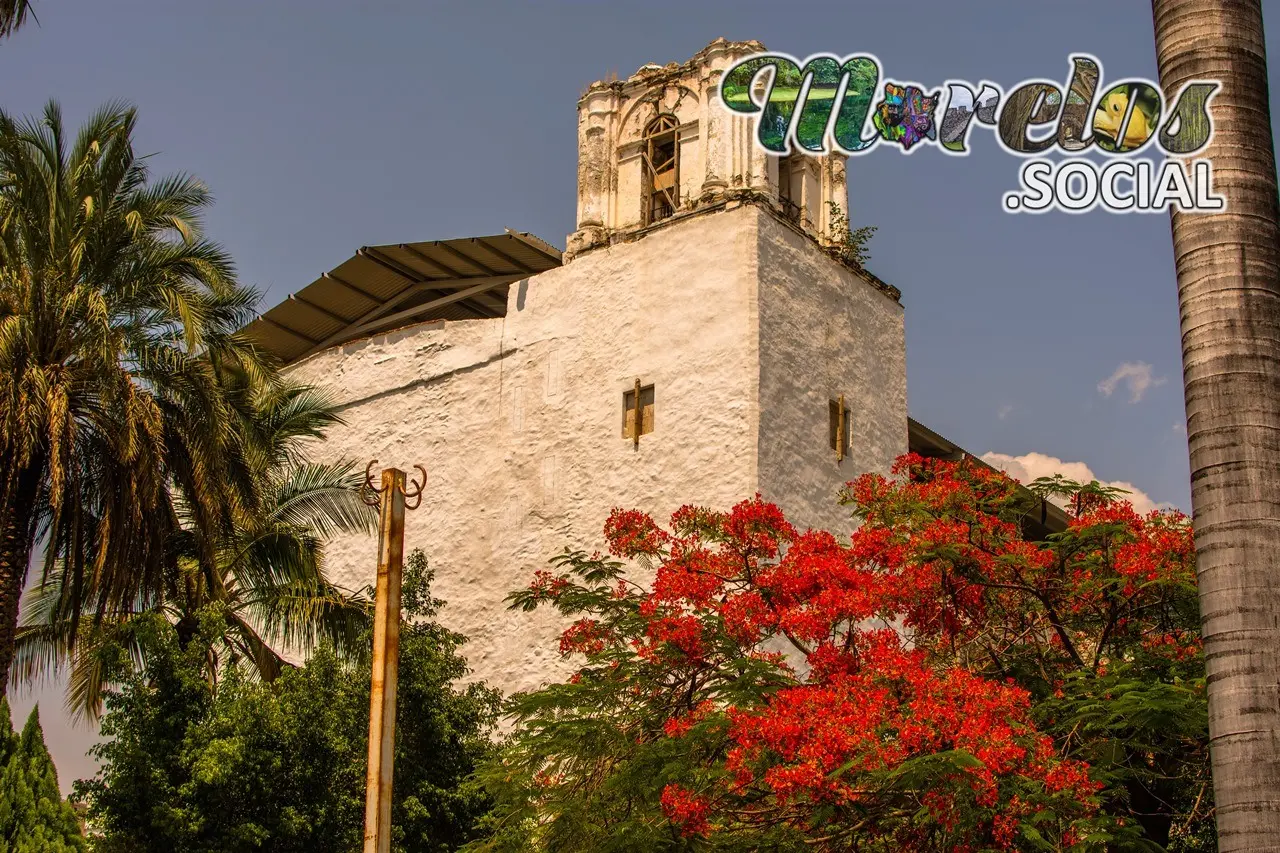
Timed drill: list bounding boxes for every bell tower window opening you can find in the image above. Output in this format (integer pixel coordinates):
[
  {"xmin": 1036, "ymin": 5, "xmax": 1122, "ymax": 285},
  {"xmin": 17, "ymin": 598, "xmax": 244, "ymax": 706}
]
[
  {"xmin": 777, "ymin": 155, "xmax": 801, "ymax": 225},
  {"xmin": 642, "ymin": 115, "xmax": 680, "ymax": 226}
]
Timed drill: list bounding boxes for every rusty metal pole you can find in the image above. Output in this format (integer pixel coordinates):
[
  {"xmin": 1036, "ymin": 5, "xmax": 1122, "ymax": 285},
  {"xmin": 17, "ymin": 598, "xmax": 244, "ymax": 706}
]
[{"xmin": 363, "ymin": 467, "xmax": 407, "ymax": 853}]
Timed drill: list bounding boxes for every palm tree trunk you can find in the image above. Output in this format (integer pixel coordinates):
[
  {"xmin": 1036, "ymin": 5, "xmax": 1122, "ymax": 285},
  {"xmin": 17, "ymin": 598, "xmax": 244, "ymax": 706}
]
[
  {"xmin": 1151, "ymin": 1, "xmax": 1280, "ymax": 848},
  {"xmin": 0, "ymin": 460, "xmax": 42, "ymax": 699}
]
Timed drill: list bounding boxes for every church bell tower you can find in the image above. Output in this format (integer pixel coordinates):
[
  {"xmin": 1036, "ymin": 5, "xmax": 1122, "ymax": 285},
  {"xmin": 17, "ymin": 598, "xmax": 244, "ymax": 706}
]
[{"xmin": 567, "ymin": 38, "xmax": 849, "ymax": 260}]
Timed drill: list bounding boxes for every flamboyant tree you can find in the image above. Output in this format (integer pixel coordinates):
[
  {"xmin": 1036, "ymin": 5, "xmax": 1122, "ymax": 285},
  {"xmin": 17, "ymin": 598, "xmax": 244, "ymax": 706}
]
[{"xmin": 471, "ymin": 454, "xmax": 1210, "ymax": 852}]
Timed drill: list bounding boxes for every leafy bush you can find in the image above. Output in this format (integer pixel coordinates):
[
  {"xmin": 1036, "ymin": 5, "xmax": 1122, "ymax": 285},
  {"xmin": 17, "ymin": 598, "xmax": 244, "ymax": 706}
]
[{"xmin": 76, "ymin": 551, "xmax": 499, "ymax": 853}]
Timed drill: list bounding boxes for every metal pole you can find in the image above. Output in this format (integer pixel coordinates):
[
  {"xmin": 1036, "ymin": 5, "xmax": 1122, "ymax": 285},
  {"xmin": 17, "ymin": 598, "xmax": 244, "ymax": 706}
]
[{"xmin": 363, "ymin": 467, "xmax": 406, "ymax": 853}]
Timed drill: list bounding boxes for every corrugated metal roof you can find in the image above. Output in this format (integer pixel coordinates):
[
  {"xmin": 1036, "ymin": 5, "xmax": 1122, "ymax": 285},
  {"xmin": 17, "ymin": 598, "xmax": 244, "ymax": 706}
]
[{"xmin": 244, "ymin": 230, "xmax": 563, "ymax": 364}]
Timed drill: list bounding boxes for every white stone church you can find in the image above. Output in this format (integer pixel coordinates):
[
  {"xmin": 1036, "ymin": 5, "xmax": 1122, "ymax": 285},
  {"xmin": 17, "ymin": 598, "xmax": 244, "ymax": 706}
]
[{"xmin": 245, "ymin": 39, "xmax": 1065, "ymax": 694}]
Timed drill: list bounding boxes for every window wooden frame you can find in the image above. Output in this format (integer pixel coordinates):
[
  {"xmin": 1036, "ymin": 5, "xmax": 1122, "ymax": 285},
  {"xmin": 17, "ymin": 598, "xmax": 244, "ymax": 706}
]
[
  {"xmin": 829, "ymin": 395, "xmax": 849, "ymax": 462},
  {"xmin": 624, "ymin": 381, "xmax": 656, "ymax": 445},
  {"xmin": 641, "ymin": 115, "xmax": 680, "ymax": 226}
]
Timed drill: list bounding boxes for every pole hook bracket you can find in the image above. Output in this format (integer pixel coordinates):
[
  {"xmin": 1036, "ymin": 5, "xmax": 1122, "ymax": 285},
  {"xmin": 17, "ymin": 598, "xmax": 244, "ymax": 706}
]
[
  {"xmin": 404, "ymin": 465, "xmax": 427, "ymax": 510},
  {"xmin": 360, "ymin": 460, "xmax": 427, "ymax": 509},
  {"xmin": 360, "ymin": 459, "xmax": 384, "ymax": 507}
]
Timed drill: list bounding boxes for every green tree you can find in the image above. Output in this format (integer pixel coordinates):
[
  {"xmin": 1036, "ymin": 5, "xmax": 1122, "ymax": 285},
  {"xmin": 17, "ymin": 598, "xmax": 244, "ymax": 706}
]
[
  {"xmin": 0, "ymin": 700, "xmax": 85, "ymax": 851},
  {"xmin": 0, "ymin": 100, "xmax": 274, "ymax": 699},
  {"xmin": 77, "ymin": 550, "xmax": 500, "ymax": 852},
  {"xmin": 13, "ymin": 382, "xmax": 376, "ymax": 721},
  {"xmin": 1150, "ymin": 1, "xmax": 1280, "ymax": 848},
  {"xmin": 385, "ymin": 550, "xmax": 501, "ymax": 853}
]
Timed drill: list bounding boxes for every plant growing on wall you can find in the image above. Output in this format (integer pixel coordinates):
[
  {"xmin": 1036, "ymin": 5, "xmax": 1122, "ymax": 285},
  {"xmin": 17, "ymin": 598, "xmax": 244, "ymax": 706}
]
[
  {"xmin": 826, "ymin": 200, "xmax": 877, "ymax": 269},
  {"xmin": 471, "ymin": 455, "xmax": 1210, "ymax": 852}
]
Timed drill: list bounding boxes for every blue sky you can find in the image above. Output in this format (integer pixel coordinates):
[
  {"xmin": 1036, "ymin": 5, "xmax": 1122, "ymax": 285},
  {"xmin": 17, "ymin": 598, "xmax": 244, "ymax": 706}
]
[{"xmin": 4, "ymin": 0, "xmax": 1278, "ymax": 791}]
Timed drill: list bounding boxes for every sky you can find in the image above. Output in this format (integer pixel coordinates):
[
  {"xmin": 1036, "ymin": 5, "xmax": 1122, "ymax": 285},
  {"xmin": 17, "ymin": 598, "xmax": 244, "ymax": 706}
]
[{"xmin": 3, "ymin": 0, "xmax": 1279, "ymax": 793}]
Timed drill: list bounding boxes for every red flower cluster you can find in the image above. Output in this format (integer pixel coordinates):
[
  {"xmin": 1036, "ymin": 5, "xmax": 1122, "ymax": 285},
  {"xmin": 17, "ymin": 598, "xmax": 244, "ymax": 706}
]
[
  {"xmin": 660, "ymin": 784, "xmax": 711, "ymax": 837},
  {"xmin": 638, "ymin": 612, "xmax": 705, "ymax": 662},
  {"xmin": 521, "ymin": 453, "xmax": 1199, "ymax": 849},
  {"xmin": 663, "ymin": 700, "xmax": 715, "ymax": 738},
  {"xmin": 604, "ymin": 508, "xmax": 667, "ymax": 557},
  {"xmin": 651, "ymin": 546, "xmax": 727, "ymax": 607},
  {"xmin": 527, "ymin": 569, "xmax": 568, "ymax": 601},
  {"xmin": 722, "ymin": 495, "xmax": 796, "ymax": 559},
  {"xmin": 559, "ymin": 618, "xmax": 611, "ymax": 656},
  {"xmin": 725, "ymin": 631, "xmax": 1099, "ymax": 817}
]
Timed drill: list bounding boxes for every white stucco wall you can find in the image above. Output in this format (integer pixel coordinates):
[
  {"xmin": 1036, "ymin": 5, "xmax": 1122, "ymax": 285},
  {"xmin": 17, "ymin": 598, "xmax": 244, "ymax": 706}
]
[
  {"xmin": 287, "ymin": 206, "xmax": 763, "ymax": 695},
  {"xmin": 287, "ymin": 203, "xmax": 907, "ymax": 695},
  {"xmin": 755, "ymin": 209, "xmax": 908, "ymax": 537}
]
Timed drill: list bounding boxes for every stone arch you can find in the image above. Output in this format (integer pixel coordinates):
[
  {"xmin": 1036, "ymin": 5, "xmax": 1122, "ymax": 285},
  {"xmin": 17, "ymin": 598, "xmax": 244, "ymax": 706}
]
[{"xmin": 618, "ymin": 83, "xmax": 701, "ymax": 142}]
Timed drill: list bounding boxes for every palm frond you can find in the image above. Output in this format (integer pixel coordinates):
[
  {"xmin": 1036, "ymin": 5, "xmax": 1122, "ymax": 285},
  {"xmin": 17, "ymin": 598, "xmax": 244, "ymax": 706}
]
[
  {"xmin": 241, "ymin": 579, "xmax": 372, "ymax": 662},
  {"xmin": 60, "ymin": 616, "xmax": 148, "ymax": 723},
  {"xmin": 0, "ymin": 0, "xmax": 33, "ymax": 39},
  {"xmin": 11, "ymin": 622, "xmax": 67, "ymax": 688},
  {"xmin": 268, "ymin": 460, "xmax": 376, "ymax": 537},
  {"xmin": 224, "ymin": 611, "xmax": 285, "ymax": 682}
]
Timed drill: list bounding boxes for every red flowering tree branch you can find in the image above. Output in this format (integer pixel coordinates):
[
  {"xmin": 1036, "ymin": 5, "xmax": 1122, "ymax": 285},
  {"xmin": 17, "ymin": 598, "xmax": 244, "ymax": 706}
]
[{"xmin": 473, "ymin": 454, "xmax": 1211, "ymax": 852}]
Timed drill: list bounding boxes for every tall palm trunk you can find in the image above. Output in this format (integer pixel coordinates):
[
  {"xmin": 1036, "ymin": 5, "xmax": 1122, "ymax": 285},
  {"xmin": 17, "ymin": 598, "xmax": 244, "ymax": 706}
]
[
  {"xmin": 0, "ymin": 457, "xmax": 43, "ymax": 699},
  {"xmin": 1152, "ymin": 0, "xmax": 1280, "ymax": 848}
]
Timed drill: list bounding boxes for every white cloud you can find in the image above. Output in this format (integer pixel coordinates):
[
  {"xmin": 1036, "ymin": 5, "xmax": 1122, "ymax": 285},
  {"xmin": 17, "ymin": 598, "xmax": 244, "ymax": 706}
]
[
  {"xmin": 1173, "ymin": 422, "xmax": 1186, "ymax": 434},
  {"xmin": 1098, "ymin": 361, "xmax": 1166, "ymax": 403},
  {"xmin": 980, "ymin": 451, "xmax": 1165, "ymax": 514},
  {"xmin": 997, "ymin": 403, "xmax": 1014, "ymax": 421}
]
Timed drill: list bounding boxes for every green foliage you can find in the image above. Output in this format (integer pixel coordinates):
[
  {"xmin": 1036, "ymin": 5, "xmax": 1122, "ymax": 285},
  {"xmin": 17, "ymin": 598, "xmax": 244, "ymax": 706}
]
[
  {"xmin": 0, "ymin": 700, "xmax": 85, "ymax": 852},
  {"xmin": 1037, "ymin": 670, "xmax": 1210, "ymax": 853},
  {"xmin": 385, "ymin": 551, "xmax": 501, "ymax": 852},
  {"xmin": 825, "ymin": 200, "xmax": 877, "ymax": 268},
  {"xmin": 0, "ymin": 99, "xmax": 278, "ymax": 699},
  {"xmin": 1027, "ymin": 475, "xmax": 1132, "ymax": 515},
  {"xmin": 13, "ymin": 384, "xmax": 377, "ymax": 722},
  {"xmin": 75, "ymin": 551, "xmax": 500, "ymax": 853}
]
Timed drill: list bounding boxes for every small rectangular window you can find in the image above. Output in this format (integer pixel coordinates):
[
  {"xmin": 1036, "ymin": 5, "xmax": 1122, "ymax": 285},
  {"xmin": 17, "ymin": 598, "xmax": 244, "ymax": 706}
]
[
  {"xmin": 829, "ymin": 396, "xmax": 849, "ymax": 461},
  {"xmin": 623, "ymin": 384, "xmax": 655, "ymax": 440}
]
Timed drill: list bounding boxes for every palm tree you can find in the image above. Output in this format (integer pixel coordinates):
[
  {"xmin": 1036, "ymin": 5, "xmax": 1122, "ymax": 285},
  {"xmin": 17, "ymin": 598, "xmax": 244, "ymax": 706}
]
[
  {"xmin": 0, "ymin": 0, "xmax": 32, "ymax": 40},
  {"xmin": 1151, "ymin": 0, "xmax": 1280, "ymax": 848},
  {"xmin": 13, "ymin": 383, "xmax": 377, "ymax": 720},
  {"xmin": 0, "ymin": 100, "xmax": 272, "ymax": 699}
]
